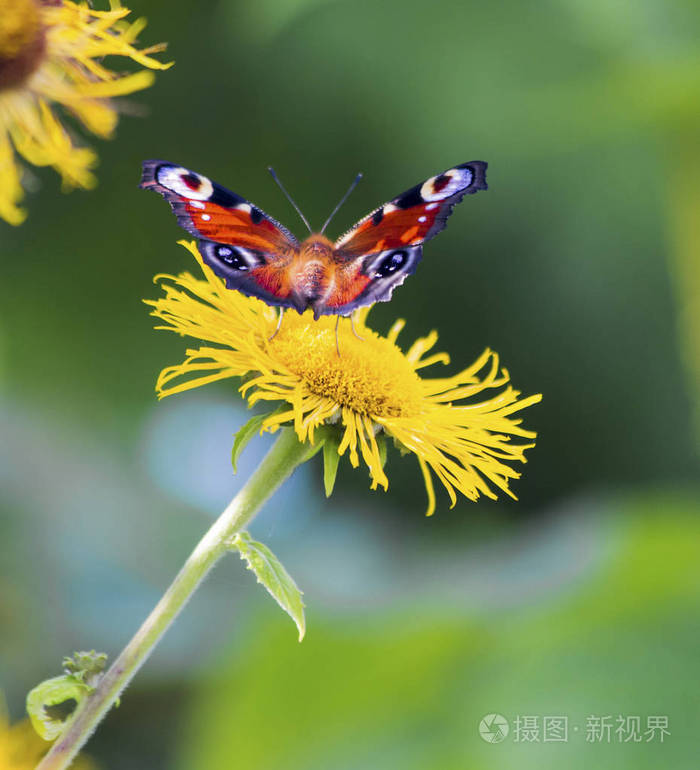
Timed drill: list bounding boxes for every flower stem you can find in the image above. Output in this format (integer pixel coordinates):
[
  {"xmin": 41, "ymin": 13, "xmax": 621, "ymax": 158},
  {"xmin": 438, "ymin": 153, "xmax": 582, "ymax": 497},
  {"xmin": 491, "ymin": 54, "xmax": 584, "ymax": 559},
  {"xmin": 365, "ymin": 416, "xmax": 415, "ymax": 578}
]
[{"xmin": 37, "ymin": 427, "xmax": 316, "ymax": 770}]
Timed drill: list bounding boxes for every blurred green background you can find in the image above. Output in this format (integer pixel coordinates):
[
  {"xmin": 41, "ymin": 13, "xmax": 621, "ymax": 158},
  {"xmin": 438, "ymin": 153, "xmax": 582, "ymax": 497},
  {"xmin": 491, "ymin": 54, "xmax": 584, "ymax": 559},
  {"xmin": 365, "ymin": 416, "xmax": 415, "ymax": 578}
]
[{"xmin": 2, "ymin": 0, "xmax": 700, "ymax": 767}]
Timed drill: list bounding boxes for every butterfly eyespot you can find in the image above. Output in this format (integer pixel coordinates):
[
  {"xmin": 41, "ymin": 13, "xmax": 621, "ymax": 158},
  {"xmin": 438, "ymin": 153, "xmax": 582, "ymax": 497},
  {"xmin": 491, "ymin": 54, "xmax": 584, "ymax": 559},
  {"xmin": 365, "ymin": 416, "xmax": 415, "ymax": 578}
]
[
  {"xmin": 155, "ymin": 165, "xmax": 214, "ymax": 200},
  {"xmin": 215, "ymin": 245, "xmax": 249, "ymax": 271},
  {"xmin": 376, "ymin": 250, "xmax": 408, "ymax": 277},
  {"xmin": 181, "ymin": 173, "xmax": 201, "ymax": 191}
]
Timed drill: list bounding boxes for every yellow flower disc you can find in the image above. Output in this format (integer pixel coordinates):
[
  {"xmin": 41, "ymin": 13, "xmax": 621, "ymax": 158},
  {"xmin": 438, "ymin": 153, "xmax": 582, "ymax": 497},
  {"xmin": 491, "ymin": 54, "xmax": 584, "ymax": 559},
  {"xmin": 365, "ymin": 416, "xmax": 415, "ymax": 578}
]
[
  {"xmin": 0, "ymin": 0, "xmax": 41, "ymax": 61},
  {"xmin": 0, "ymin": 0, "xmax": 45, "ymax": 92},
  {"xmin": 271, "ymin": 314, "xmax": 424, "ymax": 419}
]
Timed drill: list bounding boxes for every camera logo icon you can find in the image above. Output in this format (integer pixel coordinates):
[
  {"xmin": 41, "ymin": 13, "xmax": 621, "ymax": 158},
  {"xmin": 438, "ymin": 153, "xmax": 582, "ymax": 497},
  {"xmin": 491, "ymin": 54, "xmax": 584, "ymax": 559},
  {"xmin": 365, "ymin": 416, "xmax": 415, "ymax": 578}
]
[{"xmin": 479, "ymin": 713, "xmax": 509, "ymax": 744}]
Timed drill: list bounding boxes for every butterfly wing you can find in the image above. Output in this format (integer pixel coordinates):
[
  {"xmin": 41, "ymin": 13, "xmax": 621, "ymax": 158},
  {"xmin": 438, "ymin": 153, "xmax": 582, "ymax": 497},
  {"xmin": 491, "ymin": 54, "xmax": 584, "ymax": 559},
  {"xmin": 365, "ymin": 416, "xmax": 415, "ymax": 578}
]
[
  {"xmin": 335, "ymin": 161, "xmax": 487, "ymax": 257},
  {"xmin": 322, "ymin": 161, "xmax": 487, "ymax": 315},
  {"xmin": 140, "ymin": 160, "xmax": 300, "ymax": 309}
]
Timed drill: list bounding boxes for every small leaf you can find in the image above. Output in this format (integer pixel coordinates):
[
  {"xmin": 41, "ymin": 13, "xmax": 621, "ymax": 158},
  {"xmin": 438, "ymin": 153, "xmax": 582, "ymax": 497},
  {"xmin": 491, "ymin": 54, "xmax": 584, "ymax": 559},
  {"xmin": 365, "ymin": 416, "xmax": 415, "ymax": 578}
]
[
  {"xmin": 231, "ymin": 532, "xmax": 306, "ymax": 641},
  {"xmin": 231, "ymin": 413, "xmax": 267, "ymax": 473},
  {"xmin": 322, "ymin": 432, "xmax": 341, "ymax": 497},
  {"xmin": 26, "ymin": 675, "xmax": 88, "ymax": 740}
]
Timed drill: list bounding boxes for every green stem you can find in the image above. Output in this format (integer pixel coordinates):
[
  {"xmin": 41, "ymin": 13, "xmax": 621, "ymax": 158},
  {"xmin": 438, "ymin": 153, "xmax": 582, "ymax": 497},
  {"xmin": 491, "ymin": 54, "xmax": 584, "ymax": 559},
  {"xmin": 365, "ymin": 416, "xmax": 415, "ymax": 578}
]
[{"xmin": 37, "ymin": 428, "xmax": 316, "ymax": 770}]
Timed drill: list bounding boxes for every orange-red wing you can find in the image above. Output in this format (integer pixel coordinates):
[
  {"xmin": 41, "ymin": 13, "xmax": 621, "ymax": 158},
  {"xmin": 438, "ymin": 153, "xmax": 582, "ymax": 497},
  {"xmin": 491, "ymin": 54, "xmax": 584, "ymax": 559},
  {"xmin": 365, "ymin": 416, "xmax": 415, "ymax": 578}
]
[
  {"xmin": 335, "ymin": 202, "xmax": 443, "ymax": 256},
  {"xmin": 322, "ymin": 262, "xmax": 372, "ymax": 310},
  {"xmin": 315, "ymin": 245, "xmax": 423, "ymax": 317},
  {"xmin": 182, "ymin": 199, "xmax": 295, "ymax": 255},
  {"xmin": 334, "ymin": 161, "xmax": 487, "ymax": 259},
  {"xmin": 140, "ymin": 160, "xmax": 298, "ymax": 260}
]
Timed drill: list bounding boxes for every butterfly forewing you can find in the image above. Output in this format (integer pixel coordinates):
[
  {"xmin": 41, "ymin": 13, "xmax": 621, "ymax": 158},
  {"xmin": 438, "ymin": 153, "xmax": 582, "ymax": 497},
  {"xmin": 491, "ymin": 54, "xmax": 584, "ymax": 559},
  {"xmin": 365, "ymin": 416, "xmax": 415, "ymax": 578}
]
[
  {"xmin": 333, "ymin": 161, "xmax": 487, "ymax": 259},
  {"xmin": 140, "ymin": 161, "xmax": 299, "ymax": 253}
]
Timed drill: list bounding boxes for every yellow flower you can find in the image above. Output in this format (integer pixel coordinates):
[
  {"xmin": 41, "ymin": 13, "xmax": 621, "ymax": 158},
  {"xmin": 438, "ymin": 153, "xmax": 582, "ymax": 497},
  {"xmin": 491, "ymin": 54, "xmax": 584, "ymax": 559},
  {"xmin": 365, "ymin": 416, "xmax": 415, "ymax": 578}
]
[
  {"xmin": 147, "ymin": 241, "xmax": 542, "ymax": 515},
  {"xmin": 0, "ymin": 692, "xmax": 93, "ymax": 769},
  {"xmin": 0, "ymin": 0, "xmax": 171, "ymax": 225}
]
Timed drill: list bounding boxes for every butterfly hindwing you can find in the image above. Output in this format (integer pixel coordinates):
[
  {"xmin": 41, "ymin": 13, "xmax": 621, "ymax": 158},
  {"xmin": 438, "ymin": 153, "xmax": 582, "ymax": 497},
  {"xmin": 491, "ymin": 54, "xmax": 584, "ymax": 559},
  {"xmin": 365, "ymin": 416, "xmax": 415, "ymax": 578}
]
[
  {"xmin": 196, "ymin": 240, "xmax": 299, "ymax": 310},
  {"xmin": 321, "ymin": 245, "xmax": 423, "ymax": 315},
  {"xmin": 321, "ymin": 161, "xmax": 487, "ymax": 315},
  {"xmin": 140, "ymin": 160, "xmax": 300, "ymax": 309}
]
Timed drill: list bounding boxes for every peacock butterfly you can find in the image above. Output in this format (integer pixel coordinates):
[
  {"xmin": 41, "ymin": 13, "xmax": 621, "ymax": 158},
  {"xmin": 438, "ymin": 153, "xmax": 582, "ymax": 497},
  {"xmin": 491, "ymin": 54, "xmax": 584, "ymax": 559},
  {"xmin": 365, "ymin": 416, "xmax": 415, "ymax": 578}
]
[{"xmin": 140, "ymin": 160, "xmax": 487, "ymax": 319}]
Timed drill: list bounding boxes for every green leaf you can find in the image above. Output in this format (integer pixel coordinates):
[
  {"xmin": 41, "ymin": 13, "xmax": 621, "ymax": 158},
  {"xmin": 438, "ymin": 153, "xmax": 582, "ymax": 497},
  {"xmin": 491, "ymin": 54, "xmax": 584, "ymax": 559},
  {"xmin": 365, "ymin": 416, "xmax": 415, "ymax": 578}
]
[
  {"xmin": 322, "ymin": 431, "xmax": 341, "ymax": 497},
  {"xmin": 231, "ymin": 413, "xmax": 267, "ymax": 473},
  {"xmin": 231, "ymin": 532, "xmax": 306, "ymax": 641},
  {"xmin": 26, "ymin": 675, "xmax": 88, "ymax": 740}
]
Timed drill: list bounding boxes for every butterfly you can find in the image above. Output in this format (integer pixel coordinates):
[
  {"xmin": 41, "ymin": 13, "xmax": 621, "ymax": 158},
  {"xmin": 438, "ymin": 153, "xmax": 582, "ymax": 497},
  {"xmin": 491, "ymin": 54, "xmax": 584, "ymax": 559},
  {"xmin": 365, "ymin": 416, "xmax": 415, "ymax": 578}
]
[{"xmin": 140, "ymin": 160, "xmax": 487, "ymax": 320}]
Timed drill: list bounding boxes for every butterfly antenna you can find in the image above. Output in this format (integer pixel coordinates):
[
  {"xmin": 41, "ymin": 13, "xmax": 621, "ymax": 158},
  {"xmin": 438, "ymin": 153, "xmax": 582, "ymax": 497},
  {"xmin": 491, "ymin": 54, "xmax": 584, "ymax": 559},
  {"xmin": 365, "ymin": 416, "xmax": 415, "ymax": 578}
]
[
  {"xmin": 321, "ymin": 172, "xmax": 363, "ymax": 234},
  {"xmin": 268, "ymin": 167, "xmax": 312, "ymax": 233}
]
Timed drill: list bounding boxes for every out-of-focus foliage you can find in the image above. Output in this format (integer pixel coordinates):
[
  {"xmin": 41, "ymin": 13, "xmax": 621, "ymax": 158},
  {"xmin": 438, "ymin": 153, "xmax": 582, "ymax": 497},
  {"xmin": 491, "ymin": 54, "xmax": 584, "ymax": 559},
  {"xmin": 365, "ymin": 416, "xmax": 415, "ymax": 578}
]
[
  {"xmin": 182, "ymin": 496, "xmax": 700, "ymax": 770},
  {"xmin": 1, "ymin": 0, "xmax": 698, "ymax": 767}
]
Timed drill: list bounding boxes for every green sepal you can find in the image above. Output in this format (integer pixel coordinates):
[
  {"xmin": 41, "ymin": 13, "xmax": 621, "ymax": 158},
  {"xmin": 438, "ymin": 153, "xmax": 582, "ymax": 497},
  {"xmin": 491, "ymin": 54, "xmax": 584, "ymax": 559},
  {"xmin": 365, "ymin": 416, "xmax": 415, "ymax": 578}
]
[
  {"xmin": 392, "ymin": 435, "xmax": 412, "ymax": 457},
  {"xmin": 231, "ymin": 405, "xmax": 290, "ymax": 473},
  {"xmin": 376, "ymin": 431, "xmax": 388, "ymax": 468},
  {"xmin": 231, "ymin": 413, "xmax": 268, "ymax": 473},
  {"xmin": 231, "ymin": 531, "xmax": 306, "ymax": 641},
  {"xmin": 322, "ymin": 431, "xmax": 341, "ymax": 497},
  {"xmin": 26, "ymin": 675, "xmax": 88, "ymax": 740}
]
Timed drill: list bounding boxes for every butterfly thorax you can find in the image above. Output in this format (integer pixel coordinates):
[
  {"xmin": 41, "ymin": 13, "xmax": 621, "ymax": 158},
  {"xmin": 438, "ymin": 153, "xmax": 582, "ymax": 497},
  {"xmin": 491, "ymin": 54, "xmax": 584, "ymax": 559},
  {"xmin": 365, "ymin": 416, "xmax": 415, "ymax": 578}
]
[
  {"xmin": 288, "ymin": 234, "xmax": 335, "ymax": 312},
  {"xmin": 299, "ymin": 233, "xmax": 334, "ymax": 260}
]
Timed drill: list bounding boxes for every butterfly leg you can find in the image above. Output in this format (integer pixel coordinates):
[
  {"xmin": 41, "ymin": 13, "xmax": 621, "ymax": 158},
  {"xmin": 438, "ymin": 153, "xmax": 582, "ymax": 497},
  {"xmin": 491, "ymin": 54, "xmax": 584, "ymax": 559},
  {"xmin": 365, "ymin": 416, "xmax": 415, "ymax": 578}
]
[
  {"xmin": 268, "ymin": 308, "xmax": 285, "ymax": 341},
  {"xmin": 350, "ymin": 313, "xmax": 365, "ymax": 342},
  {"xmin": 335, "ymin": 316, "xmax": 341, "ymax": 357}
]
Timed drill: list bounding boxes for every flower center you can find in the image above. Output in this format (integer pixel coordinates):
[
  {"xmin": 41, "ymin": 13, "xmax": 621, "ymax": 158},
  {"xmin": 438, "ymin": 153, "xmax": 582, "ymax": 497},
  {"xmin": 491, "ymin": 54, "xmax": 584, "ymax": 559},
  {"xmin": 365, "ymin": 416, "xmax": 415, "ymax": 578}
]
[
  {"xmin": 0, "ymin": 0, "xmax": 45, "ymax": 92},
  {"xmin": 270, "ymin": 312, "xmax": 425, "ymax": 418}
]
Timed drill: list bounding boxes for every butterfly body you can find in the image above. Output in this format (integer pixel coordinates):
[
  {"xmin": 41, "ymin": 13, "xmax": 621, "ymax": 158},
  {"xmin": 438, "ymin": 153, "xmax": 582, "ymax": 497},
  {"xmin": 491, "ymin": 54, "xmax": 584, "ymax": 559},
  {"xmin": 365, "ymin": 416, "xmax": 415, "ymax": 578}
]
[
  {"xmin": 295, "ymin": 234, "xmax": 335, "ymax": 301},
  {"xmin": 141, "ymin": 159, "xmax": 487, "ymax": 318}
]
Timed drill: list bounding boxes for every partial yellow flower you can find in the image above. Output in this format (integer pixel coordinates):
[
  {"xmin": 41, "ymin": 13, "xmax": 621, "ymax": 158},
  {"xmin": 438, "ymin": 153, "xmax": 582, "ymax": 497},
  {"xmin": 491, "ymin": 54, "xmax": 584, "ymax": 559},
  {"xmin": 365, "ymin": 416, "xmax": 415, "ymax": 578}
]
[
  {"xmin": 0, "ymin": 0, "xmax": 171, "ymax": 225},
  {"xmin": 0, "ymin": 691, "xmax": 93, "ymax": 769},
  {"xmin": 147, "ymin": 241, "xmax": 542, "ymax": 515}
]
